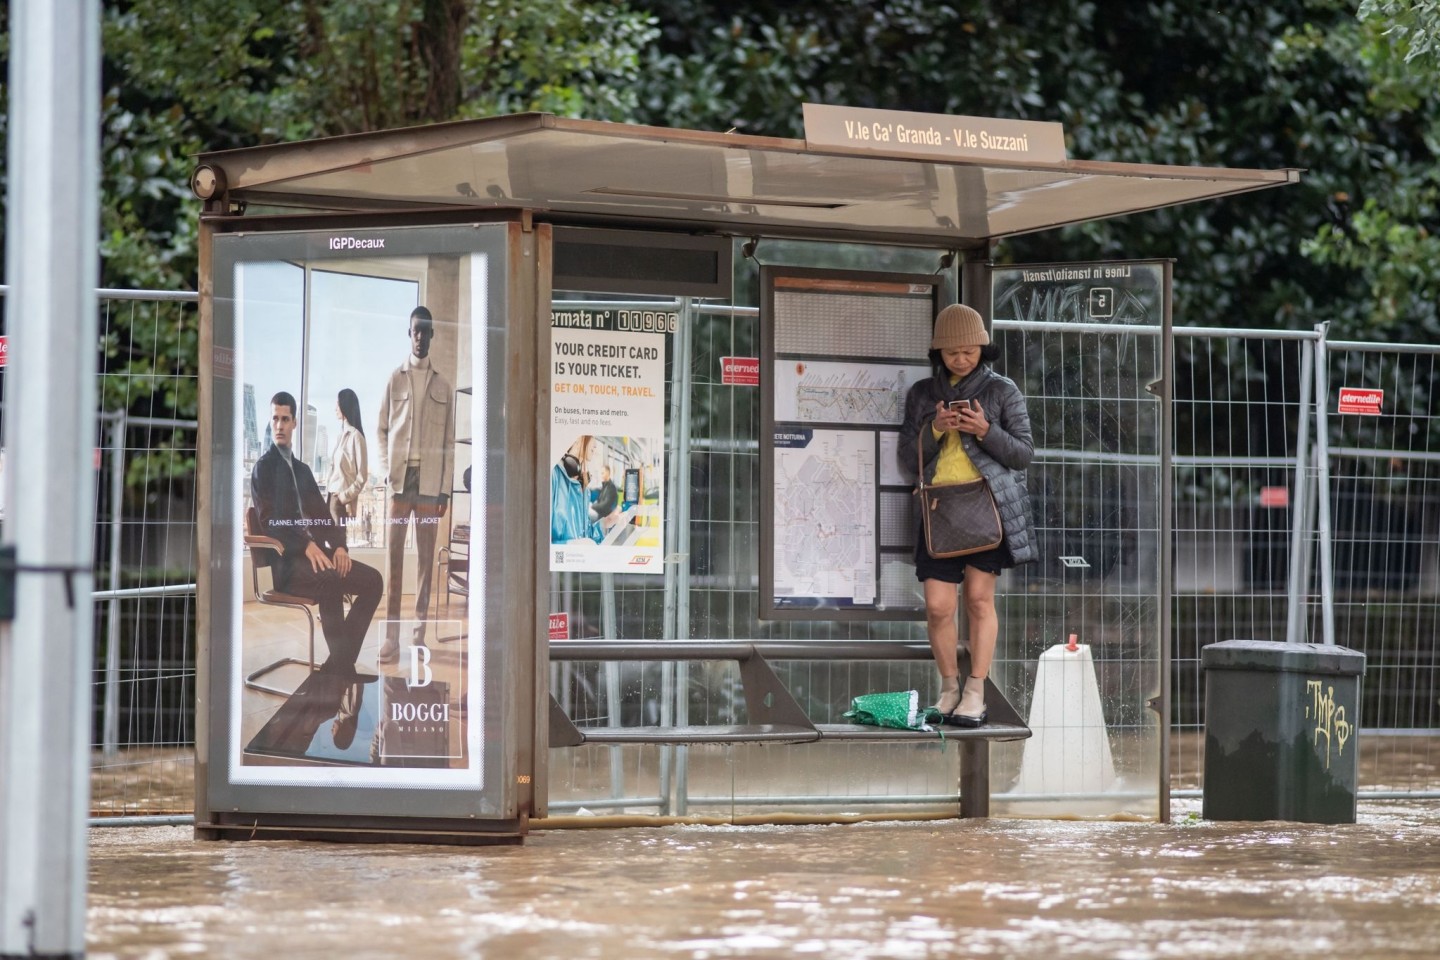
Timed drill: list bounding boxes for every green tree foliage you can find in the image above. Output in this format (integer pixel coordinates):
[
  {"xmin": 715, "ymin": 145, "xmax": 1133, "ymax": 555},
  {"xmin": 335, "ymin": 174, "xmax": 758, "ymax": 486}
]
[
  {"xmin": 647, "ymin": 0, "xmax": 1438, "ymax": 498},
  {"xmin": 636, "ymin": 0, "xmax": 1438, "ymax": 344},
  {"xmin": 1296, "ymin": 0, "xmax": 1440, "ymax": 339},
  {"xmin": 7, "ymin": 0, "xmax": 1432, "ymax": 341},
  {"xmin": 23, "ymin": 0, "xmax": 656, "ymax": 487},
  {"xmin": 1359, "ymin": 0, "xmax": 1440, "ymax": 62},
  {"xmin": 101, "ymin": 0, "xmax": 658, "ymax": 295},
  {"xmin": 632, "ymin": 0, "xmax": 1438, "ymax": 474},
  {"xmin": 2, "ymin": 0, "xmax": 1436, "ymax": 470}
]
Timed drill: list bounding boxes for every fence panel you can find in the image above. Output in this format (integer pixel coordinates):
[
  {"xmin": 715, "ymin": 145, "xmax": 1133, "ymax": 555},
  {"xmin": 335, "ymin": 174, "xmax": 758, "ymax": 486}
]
[
  {"xmin": 1169, "ymin": 331, "xmax": 1440, "ymax": 798},
  {"xmin": 89, "ymin": 293, "xmax": 200, "ymax": 818},
  {"xmin": 1168, "ymin": 329, "xmax": 1319, "ymax": 791},
  {"xmin": 1323, "ymin": 341, "xmax": 1440, "ymax": 796}
]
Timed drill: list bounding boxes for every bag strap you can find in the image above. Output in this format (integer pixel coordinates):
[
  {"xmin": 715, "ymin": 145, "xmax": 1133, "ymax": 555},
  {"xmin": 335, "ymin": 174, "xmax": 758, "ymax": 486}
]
[{"xmin": 916, "ymin": 421, "xmax": 928, "ymax": 492}]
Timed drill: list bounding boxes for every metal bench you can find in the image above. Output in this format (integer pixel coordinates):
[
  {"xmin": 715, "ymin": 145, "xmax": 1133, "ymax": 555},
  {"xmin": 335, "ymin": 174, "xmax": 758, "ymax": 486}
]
[{"xmin": 548, "ymin": 640, "xmax": 1031, "ymax": 817}]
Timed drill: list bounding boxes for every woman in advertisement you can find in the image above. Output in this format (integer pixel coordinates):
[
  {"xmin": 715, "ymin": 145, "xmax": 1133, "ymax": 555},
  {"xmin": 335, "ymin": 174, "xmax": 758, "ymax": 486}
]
[
  {"xmin": 325, "ymin": 387, "xmax": 369, "ymax": 529},
  {"xmin": 551, "ymin": 435, "xmax": 602, "ymax": 544},
  {"xmin": 898, "ymin": 304, "xmax": 1035, "ymax": 727}
]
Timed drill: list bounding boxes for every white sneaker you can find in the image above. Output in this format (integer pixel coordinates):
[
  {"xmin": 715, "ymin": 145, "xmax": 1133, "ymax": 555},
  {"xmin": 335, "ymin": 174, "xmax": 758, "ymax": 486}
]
[{"xmin": 377, "ymin": 634, "xmax": 400, "ymax": 664}]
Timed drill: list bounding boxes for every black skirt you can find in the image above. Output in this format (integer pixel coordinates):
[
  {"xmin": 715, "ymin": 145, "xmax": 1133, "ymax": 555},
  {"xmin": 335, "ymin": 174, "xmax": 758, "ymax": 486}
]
[{"xmin": 913, "ymin": 512, "xmax": 1014, "ymax": 583}]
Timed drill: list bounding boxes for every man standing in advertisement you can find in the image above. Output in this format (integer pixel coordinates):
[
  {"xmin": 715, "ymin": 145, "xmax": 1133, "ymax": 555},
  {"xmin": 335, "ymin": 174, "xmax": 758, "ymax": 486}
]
[
  {"xmin": 376, "ymin": 305, "xmax": 455, "ymax": 662},
  {"xmin": 252, "ymin": 392, "xmax": 383, "ymax": 673}
]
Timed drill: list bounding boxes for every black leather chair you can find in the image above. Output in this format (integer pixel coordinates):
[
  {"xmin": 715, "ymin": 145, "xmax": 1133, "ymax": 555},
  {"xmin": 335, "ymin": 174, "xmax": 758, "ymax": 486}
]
[{"xmin": 242, "ymin": 506, "xmax": 319, "ymax": 697}]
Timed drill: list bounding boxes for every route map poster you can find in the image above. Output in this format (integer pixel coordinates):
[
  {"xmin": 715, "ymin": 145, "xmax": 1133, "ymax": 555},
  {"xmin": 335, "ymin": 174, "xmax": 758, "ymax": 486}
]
[
  {"xmin": 760, "ymin": 268, "xmax": 942, "ymax": 620},
  {"xmin": 773, "ymin": 428, "xmax": 878, "ymax": 606}
]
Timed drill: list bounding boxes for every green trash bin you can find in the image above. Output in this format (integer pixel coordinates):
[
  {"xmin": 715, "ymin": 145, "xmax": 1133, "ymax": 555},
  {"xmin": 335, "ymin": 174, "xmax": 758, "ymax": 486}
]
[{"xmin": 1201, "ymin": 639, "xmax": 1365, "ymax": 824}]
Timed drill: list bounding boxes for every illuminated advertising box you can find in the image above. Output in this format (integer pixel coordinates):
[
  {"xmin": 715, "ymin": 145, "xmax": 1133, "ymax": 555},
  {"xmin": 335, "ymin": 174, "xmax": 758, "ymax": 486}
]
[{"xmin": 203, "ymin": 223, "xmax": 522, "ymax": 831}]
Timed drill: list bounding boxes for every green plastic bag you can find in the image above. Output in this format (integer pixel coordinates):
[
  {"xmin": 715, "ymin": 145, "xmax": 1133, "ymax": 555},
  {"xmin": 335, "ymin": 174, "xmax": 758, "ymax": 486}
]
[{"xmin": 843, "ymin": 689, "xmax": 937, "ymax": 731}]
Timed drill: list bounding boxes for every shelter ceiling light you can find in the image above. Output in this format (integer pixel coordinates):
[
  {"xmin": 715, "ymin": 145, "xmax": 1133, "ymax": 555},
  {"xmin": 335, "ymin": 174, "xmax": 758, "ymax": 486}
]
[{"xmin": 190, "ymin": 163, "xmax": 226, "ymax": 201}]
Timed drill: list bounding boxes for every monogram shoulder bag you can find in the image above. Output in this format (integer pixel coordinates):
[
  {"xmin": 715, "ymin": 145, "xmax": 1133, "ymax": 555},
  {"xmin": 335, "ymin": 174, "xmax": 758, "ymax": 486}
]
[{"xmin": 915, "ymin": 431, "xmax": 1003, "ymax": 558}]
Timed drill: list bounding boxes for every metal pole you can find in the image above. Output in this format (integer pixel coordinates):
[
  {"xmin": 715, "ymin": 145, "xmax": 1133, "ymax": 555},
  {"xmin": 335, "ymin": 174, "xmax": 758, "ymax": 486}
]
[
  {"xmin": 1312, "ymin": 324, "xmax": 1338, "ymax": 645},
  {"xmin": 0, "ymin": 1, "xmax": 101, "ymax": 957},
  {"xmin": 672, "ymin": 299, "xmax": 696, "ymax": 816},
  {"xmin": 1285, "ymin": 338, "xmax": 1315, "ymax": 645},
  {"xmin": 658, "ymin": 297, "xmax": 695, "ymax": 815},
  {"xmin": 1299, "ymin": 445, "xmax": 1322, "ymax": 633},
  {"xmin": 102, "ymin": 414, "xmax": 125, "ymax": 756},
  {"xmin": 92, "ymin": 582, "xmax": 196, "ymax": 600},
  {"xmin": 1156, "ymin": 261, "xmax": 1175, "ymax": 824},
  {"xmin": 600, "ymin": 574, "xmax": 623, "ymax": 800}
]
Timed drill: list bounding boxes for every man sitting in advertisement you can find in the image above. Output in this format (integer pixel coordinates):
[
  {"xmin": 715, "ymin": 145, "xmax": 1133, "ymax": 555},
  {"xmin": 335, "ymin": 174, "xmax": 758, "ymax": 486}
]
[{"xmin": 252, "ymin": 392, "xmax": 383, "ymax": 673}]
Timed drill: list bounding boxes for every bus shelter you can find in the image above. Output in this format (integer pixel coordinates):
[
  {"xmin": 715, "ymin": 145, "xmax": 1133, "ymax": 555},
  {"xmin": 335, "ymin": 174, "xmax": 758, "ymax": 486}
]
[{"xmin": 191, "ymin": 106, "xmax": 1296, "ymax": 842}]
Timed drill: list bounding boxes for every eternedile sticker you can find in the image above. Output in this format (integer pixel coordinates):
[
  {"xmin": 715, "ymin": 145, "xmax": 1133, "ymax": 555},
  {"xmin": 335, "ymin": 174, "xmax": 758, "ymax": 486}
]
[
  {"xmin": 328, "ymin": 236, "xmax": 386, "ymax": 250},
  {"xmin": 1337, "ymin": 387, "xmax": 1383, "ymax": 415}
]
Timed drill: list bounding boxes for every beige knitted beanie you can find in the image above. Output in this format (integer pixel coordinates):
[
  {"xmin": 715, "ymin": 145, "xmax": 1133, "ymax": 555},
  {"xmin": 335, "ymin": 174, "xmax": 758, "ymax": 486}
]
[{"xmin": 930, "ymin": 303, "xmax": 990, "ymax": 349}]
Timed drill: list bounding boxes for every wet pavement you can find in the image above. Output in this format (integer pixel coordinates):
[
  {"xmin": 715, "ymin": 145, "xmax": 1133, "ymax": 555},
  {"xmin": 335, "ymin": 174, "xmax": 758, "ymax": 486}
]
[{"xmin": 88, "ymin": 799, "xmax": 1440, "ymax": 959}]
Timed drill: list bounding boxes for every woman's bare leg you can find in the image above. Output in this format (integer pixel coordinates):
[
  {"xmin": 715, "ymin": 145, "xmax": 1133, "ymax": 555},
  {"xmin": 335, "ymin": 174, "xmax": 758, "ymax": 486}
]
[
  {"xmin": 923, "ymin": 578, "xmax": 962, "ymax": 712},
  {"xmin": 957, "ymin": 569, "xmax": 999, "ymax": 721},
  {"xmin": 962, "ymin": 569, "xmax": 999, "ymax": 679}
]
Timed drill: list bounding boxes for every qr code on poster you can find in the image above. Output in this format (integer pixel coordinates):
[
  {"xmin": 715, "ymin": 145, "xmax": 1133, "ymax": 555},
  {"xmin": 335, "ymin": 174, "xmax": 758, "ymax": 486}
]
[{"xmin": 553, "ymin": 550, "xmax": 564, "ymax": 565}]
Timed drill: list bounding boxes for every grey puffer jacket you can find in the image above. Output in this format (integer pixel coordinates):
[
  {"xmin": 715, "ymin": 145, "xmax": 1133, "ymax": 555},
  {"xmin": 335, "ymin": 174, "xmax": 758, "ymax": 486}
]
[{"xmin": 897, "ymin": 364, "xmax": 1036, "ymax": 564}]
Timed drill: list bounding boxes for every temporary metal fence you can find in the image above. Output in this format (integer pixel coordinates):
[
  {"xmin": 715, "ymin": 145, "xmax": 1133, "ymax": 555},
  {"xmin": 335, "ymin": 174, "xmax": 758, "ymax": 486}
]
[
  {"xmin": 1, "ymin": 288, "xmax": 200, "ymax": 821},
  {"xmin": 92, "ymin": 292, "xmax": 199, "ymax": 820},
  {"xmin": 1320, "ymin": 337, "xmax": 1440, "ymax": 796},
  {"xmin": 1168, "ymin": 326, "xmax": 1321, "ymax": 793},
  {"xmin": 1168, "ymin": 327, "xmax": 1440, "ymax": 797},
  {"xmin": 1, "ymin": 287, "xmax": 1434, "ymax": 821},
  {"xmin": 549, "ymin": 300, "xmax": 1440, "ymax": 815}
]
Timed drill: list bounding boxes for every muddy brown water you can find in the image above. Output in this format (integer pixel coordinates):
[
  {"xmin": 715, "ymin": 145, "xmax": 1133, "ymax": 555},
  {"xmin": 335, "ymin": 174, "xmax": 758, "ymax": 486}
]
[
  {"xmin": 88, "ymin": 733, "xmax": 1440, "ymax": 817},
  {"xmin": 88, "ymin": 799, "xmax": 1440, "ymax": 959}
]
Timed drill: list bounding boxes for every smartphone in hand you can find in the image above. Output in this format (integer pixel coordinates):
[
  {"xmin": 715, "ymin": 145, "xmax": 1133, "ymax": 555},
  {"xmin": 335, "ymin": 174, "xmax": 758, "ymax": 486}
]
[{"xmin": 949, "ymin": 399, "xmax": 977, "ymax": 412}]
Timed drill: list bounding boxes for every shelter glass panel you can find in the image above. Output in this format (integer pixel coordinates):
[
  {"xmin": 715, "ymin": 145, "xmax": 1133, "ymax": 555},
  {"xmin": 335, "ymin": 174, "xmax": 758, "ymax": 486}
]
[{"xmin": 986, "ymin": 260, "xmax": 1170, "ymax": 820}]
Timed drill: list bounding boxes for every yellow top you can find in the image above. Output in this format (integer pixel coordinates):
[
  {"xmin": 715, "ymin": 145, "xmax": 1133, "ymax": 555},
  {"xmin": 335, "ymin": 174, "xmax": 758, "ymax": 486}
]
[{"xmin": 928, "ymin": 377, "xmax": 981, "ymax": 483}]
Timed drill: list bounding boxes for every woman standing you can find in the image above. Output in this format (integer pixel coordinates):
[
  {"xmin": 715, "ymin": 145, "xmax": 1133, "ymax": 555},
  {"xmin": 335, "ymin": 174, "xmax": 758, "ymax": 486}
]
[
  {"xmin": 898, "ymin": 304, "xmax": 1035, "ymax": 726},
  {"xmin": 326, "ymin": 388, "xmax": 369, "ymax": 530}
]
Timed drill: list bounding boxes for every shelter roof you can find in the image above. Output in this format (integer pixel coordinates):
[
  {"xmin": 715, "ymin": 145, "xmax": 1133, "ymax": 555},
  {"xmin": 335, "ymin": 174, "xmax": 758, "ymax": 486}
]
[{"xmin": 196, "ymin": 112, "xmax": 1298, "ymax": 245}]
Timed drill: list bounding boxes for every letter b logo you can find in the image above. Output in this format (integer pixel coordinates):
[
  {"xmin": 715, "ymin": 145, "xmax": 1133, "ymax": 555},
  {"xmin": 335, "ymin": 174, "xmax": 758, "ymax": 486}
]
[{"xmin": 408, "ymin": 645, "xmax": 432, "ymax": 688}]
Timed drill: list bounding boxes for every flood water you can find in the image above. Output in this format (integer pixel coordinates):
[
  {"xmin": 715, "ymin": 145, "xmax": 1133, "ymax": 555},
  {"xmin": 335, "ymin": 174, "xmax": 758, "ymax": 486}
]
[{"xmin": 88, "ymin": 800, "xmax": 1440, "ymax": 959}]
